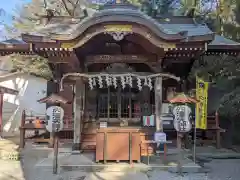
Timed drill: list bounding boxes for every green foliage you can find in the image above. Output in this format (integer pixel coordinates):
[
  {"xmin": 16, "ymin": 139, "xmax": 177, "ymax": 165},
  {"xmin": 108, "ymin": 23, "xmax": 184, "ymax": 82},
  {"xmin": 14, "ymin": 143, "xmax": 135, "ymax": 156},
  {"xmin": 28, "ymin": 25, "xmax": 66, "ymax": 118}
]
[
  {"xmin": 10, "ymin": 54, "xmax": 53, "ymax": 79},
  {"xmin": 4, "ymin": 0, "xmax": 92, "ymax": 79}
]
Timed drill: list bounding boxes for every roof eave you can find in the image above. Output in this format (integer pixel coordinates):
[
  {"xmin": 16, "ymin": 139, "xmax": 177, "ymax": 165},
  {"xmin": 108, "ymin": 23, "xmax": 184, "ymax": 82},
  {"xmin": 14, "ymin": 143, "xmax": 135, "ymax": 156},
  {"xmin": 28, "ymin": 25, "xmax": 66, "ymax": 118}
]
[{"xmin": 208, "ymin": 45, "xmax": 240, "ymax": 51}]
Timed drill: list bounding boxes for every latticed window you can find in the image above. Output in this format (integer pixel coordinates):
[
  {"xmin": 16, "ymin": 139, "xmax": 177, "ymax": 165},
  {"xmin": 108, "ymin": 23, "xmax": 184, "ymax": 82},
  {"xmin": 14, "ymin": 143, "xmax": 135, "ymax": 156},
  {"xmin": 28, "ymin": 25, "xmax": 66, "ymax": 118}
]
[
  {"xmin": 98, "ymin": 86, "xmax": 140, "ymax": 118},
  {"xmin": 97, "ymin": 85, "xmax": 155, "ymax": 126}
]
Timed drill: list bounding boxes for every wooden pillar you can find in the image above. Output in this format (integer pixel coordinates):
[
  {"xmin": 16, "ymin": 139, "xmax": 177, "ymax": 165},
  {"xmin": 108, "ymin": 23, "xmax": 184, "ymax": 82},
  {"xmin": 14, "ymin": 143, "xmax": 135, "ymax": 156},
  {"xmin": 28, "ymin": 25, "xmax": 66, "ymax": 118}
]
[
  {"xmin": 47, "ymin": 81, "xmax": 59, "ymax": 148},
  {"xmin": 215, "ymin": 111, "xmax": 221, "ymax": 149},
  {"xmin": 72, "ymin": 78, "xmax": 84, "ymax": 151},
  {"xmin": 19, "ymin": 110, "xmax": 26, "ymax": 148},
  {"xmin": 155, "ymin": 77, "xmax": 163, "ymax": 132},
  {"xmin": 0, "ymin": 93, "xmax": 3, "ymax": 137},
  {"xmin": 117, "ymin": 86, "xmax": 121, "ymax": 120}
]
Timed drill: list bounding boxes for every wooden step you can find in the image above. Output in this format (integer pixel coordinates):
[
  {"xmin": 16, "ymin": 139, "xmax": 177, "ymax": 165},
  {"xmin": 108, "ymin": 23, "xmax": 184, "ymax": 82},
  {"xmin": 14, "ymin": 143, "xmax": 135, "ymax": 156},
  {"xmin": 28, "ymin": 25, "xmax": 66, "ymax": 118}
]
[{"xmin": 81, "ymin": 141, "xmax": 96, "ymax": 151}]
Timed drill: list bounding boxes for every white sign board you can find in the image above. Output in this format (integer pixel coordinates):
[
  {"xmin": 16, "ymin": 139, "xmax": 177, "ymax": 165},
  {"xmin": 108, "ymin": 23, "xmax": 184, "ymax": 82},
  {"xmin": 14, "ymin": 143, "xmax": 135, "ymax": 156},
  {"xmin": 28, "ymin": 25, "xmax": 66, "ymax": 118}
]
[
  {"xmin": 46, "ymin": 106, "xmax": 64, "ymax": 132},
  {"xmin": 100, "ymin": 121, "xmax": 107, "ymax": 128},
  {"xmin": 173, "ymin": 105, "xmax": 192, "ymax": 133},
  {"xmin": 154, "ymin": 132, "xmax": 167, "ymax": 142}
]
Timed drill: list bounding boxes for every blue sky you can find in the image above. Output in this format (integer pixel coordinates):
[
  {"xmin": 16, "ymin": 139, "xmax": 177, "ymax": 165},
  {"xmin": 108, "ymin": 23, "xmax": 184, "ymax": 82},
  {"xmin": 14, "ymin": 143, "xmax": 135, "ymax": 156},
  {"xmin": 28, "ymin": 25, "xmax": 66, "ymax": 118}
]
[
  {"xmin": 0, "ymin": 0, "xmax": 32, "ymax": 39},
  {"xmin": 1, "ymin": 0, "xmax": 32, "ymax": 24}
]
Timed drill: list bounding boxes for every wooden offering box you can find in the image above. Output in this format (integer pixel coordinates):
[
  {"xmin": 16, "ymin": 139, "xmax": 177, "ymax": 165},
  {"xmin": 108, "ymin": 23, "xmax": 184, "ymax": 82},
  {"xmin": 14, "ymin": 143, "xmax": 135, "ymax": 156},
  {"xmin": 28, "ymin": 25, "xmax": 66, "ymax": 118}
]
[{"xmin": 96, "ymin": 127, "xmax": 141, "ymax": 163}]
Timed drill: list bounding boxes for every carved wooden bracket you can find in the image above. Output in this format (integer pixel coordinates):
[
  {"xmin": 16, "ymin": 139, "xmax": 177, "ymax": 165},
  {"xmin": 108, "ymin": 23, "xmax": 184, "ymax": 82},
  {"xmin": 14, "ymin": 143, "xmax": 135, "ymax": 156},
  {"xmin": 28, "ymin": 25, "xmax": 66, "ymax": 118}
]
[{"xmin": 104, "ymin": 31, "xmax": 133, "ymax": 41}]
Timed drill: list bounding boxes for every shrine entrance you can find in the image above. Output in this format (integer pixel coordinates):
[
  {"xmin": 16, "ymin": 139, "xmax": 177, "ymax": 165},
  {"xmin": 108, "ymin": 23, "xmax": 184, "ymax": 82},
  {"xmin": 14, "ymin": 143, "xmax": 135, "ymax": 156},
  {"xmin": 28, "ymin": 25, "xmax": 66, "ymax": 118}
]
[
  {"xmin": 58, "ymin": 21, "xmax": 184, "ymax": 152},
  {"xmin": 14, "ymin": 2, "xmax": 219, "ymax": 156},
  {"xmin": 94, "ymin": 63, "xmax": 155, "ymax": 126}
]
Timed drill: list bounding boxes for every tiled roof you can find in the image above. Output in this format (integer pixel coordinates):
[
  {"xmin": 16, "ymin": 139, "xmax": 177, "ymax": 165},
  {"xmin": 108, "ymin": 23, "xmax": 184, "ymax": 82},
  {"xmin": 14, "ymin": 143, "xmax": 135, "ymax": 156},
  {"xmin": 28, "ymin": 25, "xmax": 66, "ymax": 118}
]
[
  {"xmin": 27, "ymin": 18, "xmax": 239, "ymax": 46},
  {"xmin": 3, "ymin": 4, "xmax": 238, "ymax": 48},
  {"xmin": 1, "ymin": 38, "xmax": 25, "ymax": 44},
  {"xmin": 210, "ymin": 35, "xmax": 240, "ymax": 46},
  {"xmin": 159, "ymin": 23, "xmax": 213, "ymax": 36}
]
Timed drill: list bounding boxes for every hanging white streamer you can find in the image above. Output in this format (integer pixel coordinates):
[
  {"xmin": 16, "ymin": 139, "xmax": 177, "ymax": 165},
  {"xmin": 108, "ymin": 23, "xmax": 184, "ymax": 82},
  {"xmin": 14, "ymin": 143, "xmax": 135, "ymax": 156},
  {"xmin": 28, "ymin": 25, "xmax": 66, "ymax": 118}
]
[
  {"xmin": 121, "ymin": 76, "xmax": 126, "ymax": 89},
  {"xmin": 113, "ymin": 76, "xmax": 117, "ymax": 88},
  {"xmin": 88, "ymin": 77, "xmax": 93, "ymax": 90},
  {"xmin": 92, "ymin": 77, "xmax": 96, "ymax": 86},
  {"xmin": 128, "ymin": 76, "xmax": 133, "ymax": 87},
  {"xmin": 137, "ymin": 77, "xmax": 142, "ymax": 91},
  {"xmin": 144, "ymin": 78, "xmax": 148, "ymax": 86},
  {"xmin": 98, "ymin": 76, "xmax": 103, "ymax": 88},
  {"xmin": 148, "ymin": 77, "xmax": 152, "ymax": 90},
  {"xmin": 105, "ymin": 75, "xmax": 111, "ymax": 86}
]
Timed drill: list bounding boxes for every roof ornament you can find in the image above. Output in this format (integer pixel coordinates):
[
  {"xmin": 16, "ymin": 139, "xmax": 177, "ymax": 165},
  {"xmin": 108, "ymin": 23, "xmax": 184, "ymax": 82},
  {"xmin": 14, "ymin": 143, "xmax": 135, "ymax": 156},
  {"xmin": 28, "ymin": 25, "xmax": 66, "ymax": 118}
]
[
  {"xmin": 40, "ymin": 0, "xmax": 56, "ymax": 25},
  {"xmin": 103, "ymin": 0, "xmax": 138, "ymax": 10}
]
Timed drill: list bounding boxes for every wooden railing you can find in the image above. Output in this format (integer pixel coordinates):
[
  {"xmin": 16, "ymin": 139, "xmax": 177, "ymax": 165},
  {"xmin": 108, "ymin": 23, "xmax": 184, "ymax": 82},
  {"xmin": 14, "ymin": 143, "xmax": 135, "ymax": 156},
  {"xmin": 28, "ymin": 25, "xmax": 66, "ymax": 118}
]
[
  {"xmin": 188, "ymin": 111, "xmax": 225, "ymax": 149},
  {"xmin": 19, "ymin": 110, "xmax": 47, "ymax": 148},
  {"xmin": 19, "ymin": 110, "xmax": 73, "ymax": 149}
]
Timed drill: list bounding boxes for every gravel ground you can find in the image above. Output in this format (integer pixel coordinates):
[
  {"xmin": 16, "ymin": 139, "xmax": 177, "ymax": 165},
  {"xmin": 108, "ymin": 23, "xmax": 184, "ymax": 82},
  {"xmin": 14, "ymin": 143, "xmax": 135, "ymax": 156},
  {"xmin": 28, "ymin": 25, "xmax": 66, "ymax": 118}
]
[
  {"xmin": 28, "ymin": 159, "xmax": 240, "ymax": 180},
  {"xmin": 148, "ymin": 159, "xmax": 240, "ymax": 180},
  {"xmin": 1, "ymin": 142, "xmax": 240, "ymax": 180},
  {"xmin": 206, "ymin": 159, "xmax": 240, "ymax": 180}
]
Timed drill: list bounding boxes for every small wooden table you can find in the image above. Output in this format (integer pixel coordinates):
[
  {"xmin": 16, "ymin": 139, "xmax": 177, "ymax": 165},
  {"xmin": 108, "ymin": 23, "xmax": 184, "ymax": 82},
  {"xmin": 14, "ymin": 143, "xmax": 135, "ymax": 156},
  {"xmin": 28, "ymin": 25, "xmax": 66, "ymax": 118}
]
[{"xmin": 141, "ymin": 140, "xmax": 172, "ymax": 165}]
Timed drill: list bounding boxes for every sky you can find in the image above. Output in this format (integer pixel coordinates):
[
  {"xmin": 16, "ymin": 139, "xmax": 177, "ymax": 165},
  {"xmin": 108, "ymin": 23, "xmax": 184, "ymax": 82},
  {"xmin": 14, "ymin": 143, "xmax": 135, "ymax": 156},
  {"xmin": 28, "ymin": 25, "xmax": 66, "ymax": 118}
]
[
  {"xmin": 1, "ymin": 0, "xmax": 32, "ymax": 24},
  {"xmin": 0, "ymin": 0, "xmax": 32, "ymax": 40}
]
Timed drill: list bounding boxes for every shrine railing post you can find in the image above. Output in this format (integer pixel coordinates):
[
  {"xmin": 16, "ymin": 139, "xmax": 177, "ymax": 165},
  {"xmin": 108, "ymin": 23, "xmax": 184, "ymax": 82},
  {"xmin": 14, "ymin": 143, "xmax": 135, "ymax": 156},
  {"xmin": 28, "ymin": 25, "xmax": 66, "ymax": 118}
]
[{"xmin": 19, "ymin": 110, "xmax": 26, "ymax": 149}]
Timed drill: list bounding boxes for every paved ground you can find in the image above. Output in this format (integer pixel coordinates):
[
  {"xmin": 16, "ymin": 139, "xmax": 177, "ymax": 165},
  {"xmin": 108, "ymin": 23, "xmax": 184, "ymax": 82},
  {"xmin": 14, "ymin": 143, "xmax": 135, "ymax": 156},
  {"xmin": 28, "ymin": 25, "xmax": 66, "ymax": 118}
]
[
  {"xmin": 1, "ymin": 142, "xmax": 240, "ymax": 180},
  {"xmin": 207, "ymin": 159, "xmax": 240, "ymax": 180}
]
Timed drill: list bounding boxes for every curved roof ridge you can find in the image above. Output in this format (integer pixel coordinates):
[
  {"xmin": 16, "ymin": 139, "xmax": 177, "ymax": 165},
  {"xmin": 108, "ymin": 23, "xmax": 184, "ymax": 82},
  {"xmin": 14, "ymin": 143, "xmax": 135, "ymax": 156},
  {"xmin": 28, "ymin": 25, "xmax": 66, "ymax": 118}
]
[{"xmin": 73, "ymin": 7, "xmax": 177, "ymax": 36}]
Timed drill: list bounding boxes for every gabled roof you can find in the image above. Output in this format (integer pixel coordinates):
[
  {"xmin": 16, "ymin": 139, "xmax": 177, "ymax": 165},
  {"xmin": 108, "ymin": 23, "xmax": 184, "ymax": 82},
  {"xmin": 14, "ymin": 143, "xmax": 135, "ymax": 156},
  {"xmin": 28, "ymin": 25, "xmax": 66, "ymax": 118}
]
[
  {"xmin": 19, "ymin": 3, "xmax": 240, "ymax": 52},
  {"xmin": 1, "ymin": 38, "xmax": 26, "ymax": 44},
  {"xmin": 209, "ymin": 35, "xmax": 240, "ymax": 50},
  {"xmin": 0, "ymin": 3, "xmax": 239, "ymax": 53},
  {"xmin": 158, "ymin": 23, "xmax": 240, "ymax": 50},
  {"xmin": 21, "ymin": 6, "xmax": 213, "ymax": 43},
  {"xmin": 0, "ymin": 38, "xmax": 33, "ymax": 56}
]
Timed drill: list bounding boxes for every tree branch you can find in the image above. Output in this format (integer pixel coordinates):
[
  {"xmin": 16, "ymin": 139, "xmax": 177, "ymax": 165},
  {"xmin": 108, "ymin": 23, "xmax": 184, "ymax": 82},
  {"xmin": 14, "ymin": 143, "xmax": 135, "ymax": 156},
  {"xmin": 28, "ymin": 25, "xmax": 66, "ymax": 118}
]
[
  {"xmin": 61, "ymin": 0, "xmax": 74, "ymax": 16},
  {"xmin": 72, "ymin": 0, "xmax": 80, "ymax": 16}
]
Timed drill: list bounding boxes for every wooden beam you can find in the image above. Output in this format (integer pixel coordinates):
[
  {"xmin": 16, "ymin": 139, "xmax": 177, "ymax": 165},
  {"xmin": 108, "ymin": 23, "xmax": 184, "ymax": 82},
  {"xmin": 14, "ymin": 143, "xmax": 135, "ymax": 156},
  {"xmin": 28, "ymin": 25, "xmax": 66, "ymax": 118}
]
[
  {"xmin": 155, "ymin": 77, "xmax": 163, "ymax": 132},
  {"xmin": 47, "ymin": 57, "xmax": 70, "ymax": 63},
  {"xmin": 85, "ymin": 54, "xmax": 157, "ymax": 65},
  {"xmin": 72, "ymin": 78, "xmax": 84, "ymax": 151}
]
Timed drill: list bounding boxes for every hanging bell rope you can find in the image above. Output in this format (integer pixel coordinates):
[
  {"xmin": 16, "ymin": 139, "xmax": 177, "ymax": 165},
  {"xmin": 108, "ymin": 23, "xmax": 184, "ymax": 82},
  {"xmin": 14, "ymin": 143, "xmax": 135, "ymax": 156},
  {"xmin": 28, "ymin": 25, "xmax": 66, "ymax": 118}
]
[{"xmin": 60, "ymin": 72, "xmax": 181, "ymax": 91}]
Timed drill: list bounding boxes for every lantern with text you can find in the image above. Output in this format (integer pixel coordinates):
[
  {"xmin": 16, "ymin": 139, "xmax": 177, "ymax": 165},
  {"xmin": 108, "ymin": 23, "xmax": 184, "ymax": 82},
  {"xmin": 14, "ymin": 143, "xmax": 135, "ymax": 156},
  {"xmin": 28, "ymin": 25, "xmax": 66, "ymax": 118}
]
[
  {"xmin": 173, "ymin": 105, "xmax": 192, "ymax": 133},
  {"xmin": 46, "ymin": 106, "xmax": 64, "ymax": 132}
]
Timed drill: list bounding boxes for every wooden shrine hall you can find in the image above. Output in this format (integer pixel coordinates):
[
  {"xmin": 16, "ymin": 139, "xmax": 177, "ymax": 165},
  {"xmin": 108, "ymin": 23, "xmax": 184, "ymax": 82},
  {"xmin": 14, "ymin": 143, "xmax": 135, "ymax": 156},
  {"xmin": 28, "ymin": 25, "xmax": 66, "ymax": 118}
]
[{"xmin": 1, "ymin": 2, "xmax": 240, "ymax": 163}]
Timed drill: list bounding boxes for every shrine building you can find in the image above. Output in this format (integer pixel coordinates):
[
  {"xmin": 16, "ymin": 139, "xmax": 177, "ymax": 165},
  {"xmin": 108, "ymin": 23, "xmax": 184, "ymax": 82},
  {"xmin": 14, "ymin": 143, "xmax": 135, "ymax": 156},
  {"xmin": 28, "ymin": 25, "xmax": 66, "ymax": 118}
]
[{"xmin": 0, "ymin": 2, "xmax": 240, "ymax": 163}]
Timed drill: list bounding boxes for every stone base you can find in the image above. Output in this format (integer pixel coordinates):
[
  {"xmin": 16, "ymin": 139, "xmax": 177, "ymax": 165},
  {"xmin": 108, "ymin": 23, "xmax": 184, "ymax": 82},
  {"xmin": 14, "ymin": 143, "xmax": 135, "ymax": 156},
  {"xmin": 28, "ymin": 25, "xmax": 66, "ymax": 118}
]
[{"xmin": 72, "ymin": 143, "xmax": 80, "ymax": 151}]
